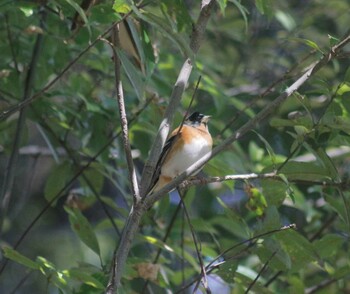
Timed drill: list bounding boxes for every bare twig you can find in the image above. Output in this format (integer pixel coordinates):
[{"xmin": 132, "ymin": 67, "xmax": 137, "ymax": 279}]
[
  {"xmin": 305, "ymin": 278, "xmax": 342, "ymax": 294},
  {"xmin": 0, "ymin": 8, "xmax": 46, "ymax": 237},
  {"xmin": 219, "ymin": 50, "xmax": 316, "ymax": 137},
  {"xmin": 178, "ymin": 190, "xmax": 210, "ymax": 293},
  {"xmin": 182, "ymin": 172, "xmax": 278, "ymax": 188},
  {"xmin": 106, "ymin": 24, "xmax": 142, "ymax": 294},
  {"xmin": 141, "ymin": 200, "xmax": 184, "ymax": 293},
  {"xmin": 175, "ymin": 224, "xmax": 296, "ymax": 293},
  {"xmin": 111, "ymin": 24, "xmax": 140, "ymax": 203},
  {"xmin": 245, "ymin": 250, "xmax": 278, "ymax": 293}
]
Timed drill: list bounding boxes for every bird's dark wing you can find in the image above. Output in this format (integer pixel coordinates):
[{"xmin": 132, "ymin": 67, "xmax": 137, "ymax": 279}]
[{"xmin": 147, "ymin": 133, "xmax": 178, "ymax": 194}]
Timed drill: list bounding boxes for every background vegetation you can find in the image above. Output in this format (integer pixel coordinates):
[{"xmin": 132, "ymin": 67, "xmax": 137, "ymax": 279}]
[{"xmin": 1, "ymin": 0, "xmax": 350, "ymax": 293}]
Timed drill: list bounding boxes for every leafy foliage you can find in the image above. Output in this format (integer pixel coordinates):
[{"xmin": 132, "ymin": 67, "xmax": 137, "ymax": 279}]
[{"xmin": 1, "ymin": 0, "xmax": 350, "ymax": 293}]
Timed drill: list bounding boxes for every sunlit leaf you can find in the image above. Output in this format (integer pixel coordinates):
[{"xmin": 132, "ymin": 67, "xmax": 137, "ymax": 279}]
[
  {"xmin": 291, "ymin": 37, "xmax": 323, "ymax": 53},
  {"xmin": 113, "ymin": 0, "xmax": 131, "ymax": 13},
  {"xmin": 2, "ymin": 247, "xmax": 40, "ymax": 270},
  {"xmin": 63, "ymin": 268, "xmax": 105, "ymax": 289},
  {"xmin": 275, "ymin": 10, "xmax": 296, "ymax": 31}
]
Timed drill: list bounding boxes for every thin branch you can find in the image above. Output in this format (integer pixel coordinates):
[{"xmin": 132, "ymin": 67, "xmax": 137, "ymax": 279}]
[
  {"xmin": 111, "ymin": 24, "xmax": 140, "ymax": 203},
  {"xmin": 141, "ymin": 200, "xmax": 184, "ymax": 293},
  {"xmin": 305, "ymin": 278, "xmax": 339, "ymax": 294},
  {"xmin": 110, "ymin": 1, "xmax": 217, "ymax": 291},
  {"xmin": 0, "ymin": 13, "xmax": 133, "ymax": 122},
  {"xmin": 0, "ymin": 97, "xmax": 151, "ymax": 277},
  {"xmin": 143, "ymin": 33, "xmax": 350, "ymax": 210},
  {"xmin": 309, "ymin": 213, "xmax": 337, "ymax": 242},
  {"xmin": 181, "ymin": 207, "xmax": 186, "ymax": 288},
  {"xmin": 106, "ymin": 203, "xmax": 145, "ymax": 293},
  {"xmin": 265, "ymin": 212, "xmax": 338, "ymax": 288},
  {"xmin": 182, "ymin": 172, "xmax": 278, "ymax": 188},
  {"xmin": 140, "ymin": 0, "xmax": 216, "ymax": 197},
  {"xmin": 34, "ymin": 114, "xmax": 120, "ymax": 236},
  {"xmin": 178, "ymin": 190, "xmax": 210, "ymax": 294},
  {"xmin": 0, "ymin": 8, "xmax": 46, "ymax": 237},
  {"xmin": 175, "ymin": 224, "xmax": 296, "ymax": 293},
  {"xmin": 245, "ymin": 250, "xmax": 278, "ymax": 293}
]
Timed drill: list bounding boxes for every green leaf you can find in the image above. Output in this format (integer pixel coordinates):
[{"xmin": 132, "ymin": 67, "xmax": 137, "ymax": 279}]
[
  {"xmin": 275, "ymin": 10, "xmax": 296, "ymax": 31},
  {"xmin": 255, "ymin": 205, "xmax": 281, "ymax": 234},
  {"xmin": 314, "ymin": 147, "xmax": 340, "ymax": 182},
  {"xmin": 65, "ymin": 0, "xmax": 91, "ymax": 36},
  {"xmin": 328, "ymin": 34, "xmax": 340, "ymax": 47},
  {"xmin": 324, "ymin": 193, "xmax": 350, "ymax": 226},
  {"xmin": 255, "ymin": 0, "xmax": 273, "ymax": 18},
  {"xmin": 254, "ymin": 131, "xmax": 277, "ymax": 167},
  {"xmin": 65, "ymin": 207, "xmax": 101, "ymax": 256},
  {"xmin": 314, "ymin": 234, "xmax": 344, "ymax": 259},
  {"xmin": 113, "ymin": 0, "xmax": 131, "ymax": 13},
  {"xmin": 2, "ymin": 247, "xmax": 40, "ymax": 270},
  {"xmin": 118, "ymin": 48, "xmax": 145, "ymax": 100},
  {"xmin": 256, "ymin": 238, "xmax": 291, "ymax": 271},
  {"xmin": 336, "ymin": 82, "xmax": 350, "ymax": 95},
  {"xmin": 135, "ymin": 10, "xmax": 193, "ymax": 59},
  {"xmin": 63, "ymin": 268, "xmax": 105, "ymax": 289},
  {"xmin": 229, "ymin": 0, "xmax": 249, "ymax": 31},
  {"xmin": 90, "ymin": 3, "xmax": 123, "ymax": 24},
  {"xmin": 216, "ymin": 0, "xmax": 228, "ymax": 15},
  {"xmin": 275, "ymin": 230, "xmax": 317, "ymax": 272},
  {"xmin": 214, "ymin": 197, "xmax": 250, "ymax": 239},
  {"xmin": 276, "ymin": 161, "xmax": 332, "ymax": 182},
  {"xmin": 79, "ymin": 164, "xmax": 105, "ymax": 194},
  {"xmin": 287, "ymin": 276, "xmax": 305, "ymax": 294},
  {"xmin": 291, "ymin": 37, "xmax": 323, "ymax": 53},
  {"xmin": 44, "ymin": 161, "xmax": 74, "ymax": 205},
  {"xmin": 261, "ymin": 179, "xmax": 288, "ymax": 206},
  {"xmin": 216, "ymin": 260, "xmax": 238, "ymax": 283}
]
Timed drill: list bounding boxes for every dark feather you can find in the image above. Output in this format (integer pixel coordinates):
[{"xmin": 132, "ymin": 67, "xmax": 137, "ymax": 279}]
[{"xmin": 147, "ymin": 133, "xmax": 179, "ymax": 193}]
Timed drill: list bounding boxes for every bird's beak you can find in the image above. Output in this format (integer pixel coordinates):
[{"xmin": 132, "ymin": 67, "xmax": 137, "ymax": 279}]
[{"xmin": 202, "ymin": 115, "xmax": 211, "ymax": 123}]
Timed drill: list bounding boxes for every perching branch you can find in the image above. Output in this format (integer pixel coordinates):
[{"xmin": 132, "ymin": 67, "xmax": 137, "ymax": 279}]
[
  {"xmin": 143, "ymin": 32, "xmax": 350, "ymax": 210},
  {"xmin": 109, "ymin": 1, "xmax": 217, "ymax": 291},
  {"xmin": 245, "ymin": 250, "xmax": 278, "ymax": 293},
  {"xmin": 139, "ymin": 0, "xmax": 216, "ymax": 197}
]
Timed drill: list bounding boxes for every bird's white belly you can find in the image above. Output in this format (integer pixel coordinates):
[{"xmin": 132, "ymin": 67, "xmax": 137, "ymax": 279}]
[{"xmin": 161, "ymin": 137, "xmax": 212, "ymax": 178}]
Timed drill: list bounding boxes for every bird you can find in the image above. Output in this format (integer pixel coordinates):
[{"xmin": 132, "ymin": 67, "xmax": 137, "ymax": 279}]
[{"xmin": 148, "ymin": 112, "xmax": 212, "ymax": 195}]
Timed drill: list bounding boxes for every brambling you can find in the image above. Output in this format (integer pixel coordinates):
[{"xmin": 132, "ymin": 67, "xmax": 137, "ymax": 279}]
[{"xmin": 148, "ymin": 112, "xmax": 212, "ymax": 194}]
